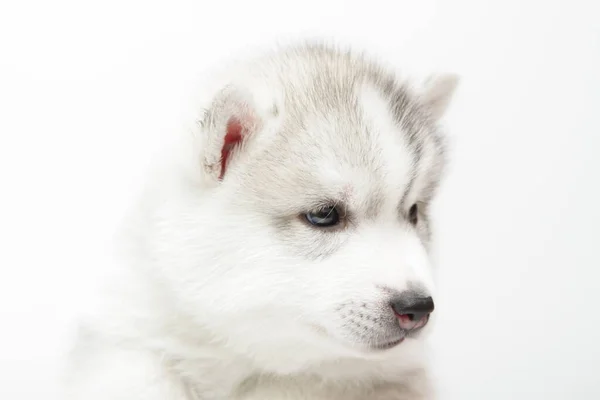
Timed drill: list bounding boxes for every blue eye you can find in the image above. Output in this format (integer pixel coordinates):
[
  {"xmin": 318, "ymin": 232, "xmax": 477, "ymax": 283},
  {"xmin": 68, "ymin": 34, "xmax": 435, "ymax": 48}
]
[{"xmin": 304, "ymin": 206, "xmax": 340, "ymax": 227}]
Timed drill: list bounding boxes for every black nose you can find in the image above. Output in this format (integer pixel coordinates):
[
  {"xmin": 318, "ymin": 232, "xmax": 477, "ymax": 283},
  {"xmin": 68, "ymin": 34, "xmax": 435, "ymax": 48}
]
[{"xmin": 390, "ymin": 292, "xmax": 435, "ymax": 323}]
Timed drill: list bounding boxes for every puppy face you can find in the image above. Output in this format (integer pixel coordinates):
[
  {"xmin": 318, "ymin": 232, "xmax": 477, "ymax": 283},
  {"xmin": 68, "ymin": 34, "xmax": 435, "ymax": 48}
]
[{"xmin": 145, "ymin": 45, "xmax": 456, "ymax": 373}]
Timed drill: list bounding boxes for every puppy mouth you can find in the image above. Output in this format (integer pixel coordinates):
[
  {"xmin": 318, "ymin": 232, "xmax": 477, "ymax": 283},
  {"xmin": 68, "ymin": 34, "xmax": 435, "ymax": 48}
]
[
  {"xmin": 369, "ymin": 324, "xmax": 428, "ymax": 351},
  {"xmin": 371, "ymin": 337, "xmax": 405, "ymax": 350}
]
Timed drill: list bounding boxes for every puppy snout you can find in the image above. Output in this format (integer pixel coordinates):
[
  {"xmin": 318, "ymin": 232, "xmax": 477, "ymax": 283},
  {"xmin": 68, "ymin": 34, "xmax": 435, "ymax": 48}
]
[{"xmin": 390, "ymin": 292, "xmax": 434, "ymax": 331}]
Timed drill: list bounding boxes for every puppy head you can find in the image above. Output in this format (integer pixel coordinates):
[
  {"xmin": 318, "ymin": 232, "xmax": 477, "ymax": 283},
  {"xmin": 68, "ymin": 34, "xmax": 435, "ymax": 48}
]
[{"xmin": 143, "ymin": 45, "xmax": 458, "ymax": 373}]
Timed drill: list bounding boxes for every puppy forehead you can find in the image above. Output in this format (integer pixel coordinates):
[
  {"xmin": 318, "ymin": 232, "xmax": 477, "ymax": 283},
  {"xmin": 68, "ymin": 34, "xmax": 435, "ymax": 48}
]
[
  {"xmin": 239, "ymin": 58, "xmax": 438, "ymax": 214},
  {"xmin": 299, "ymin": 84, "xmax": 414, "ymax": 207},
  {"xmin": 358, "ymin": 84, "xmax": 414, "ymax": 202}
]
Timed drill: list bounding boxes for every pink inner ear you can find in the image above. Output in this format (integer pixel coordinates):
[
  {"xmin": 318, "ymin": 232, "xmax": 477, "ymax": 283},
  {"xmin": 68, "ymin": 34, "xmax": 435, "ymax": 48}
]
[{"xmin": 219, "ymin": 118, "xmax": 244, "ymax": 180}]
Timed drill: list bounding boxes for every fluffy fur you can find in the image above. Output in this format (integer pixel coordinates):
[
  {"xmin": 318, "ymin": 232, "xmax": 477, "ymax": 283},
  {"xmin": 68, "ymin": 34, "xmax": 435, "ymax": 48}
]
[{"xmin": 62, "ymin": 43, "xmax": 459, "ymax": 399}]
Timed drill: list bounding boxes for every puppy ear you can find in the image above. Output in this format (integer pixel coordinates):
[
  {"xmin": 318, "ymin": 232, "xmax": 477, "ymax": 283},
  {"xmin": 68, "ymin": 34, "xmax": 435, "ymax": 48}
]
[
  {"xmin": 201, "ymin": 86, "xmax": 262, "ymax": 181},
  {"xmin": 420, "ymin": 74, "xmax": 460, "ymax": 121}
]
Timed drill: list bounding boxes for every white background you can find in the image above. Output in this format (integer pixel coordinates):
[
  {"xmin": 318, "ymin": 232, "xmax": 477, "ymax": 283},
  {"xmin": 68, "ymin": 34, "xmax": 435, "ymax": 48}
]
[{"xmin": 1, "ymin": 0, "xmax": 599, "ymax": 399}]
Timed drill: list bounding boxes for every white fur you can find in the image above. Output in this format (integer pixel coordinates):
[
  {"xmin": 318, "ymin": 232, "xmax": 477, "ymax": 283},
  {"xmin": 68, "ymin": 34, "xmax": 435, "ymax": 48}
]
[{"xmin": 62, "ymin": 43, "xmax": 458, "ymax": 400}]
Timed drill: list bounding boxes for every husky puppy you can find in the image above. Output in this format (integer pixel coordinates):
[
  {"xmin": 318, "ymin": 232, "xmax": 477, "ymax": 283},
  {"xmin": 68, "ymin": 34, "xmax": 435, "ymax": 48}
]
[{"xmin": 63, "ymin": 43, "xmax": 458, "ymax": 400}]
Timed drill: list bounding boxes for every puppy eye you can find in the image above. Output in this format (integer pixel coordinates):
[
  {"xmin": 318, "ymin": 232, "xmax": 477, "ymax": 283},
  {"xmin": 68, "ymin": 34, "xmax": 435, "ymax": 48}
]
[
  {"xmin": 408, "ymin": 204, "xmax": 419, "ymax": 225},
  {"xmin": 304, "ymin": 206, "xmax": 340, "ymax": 227}
]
